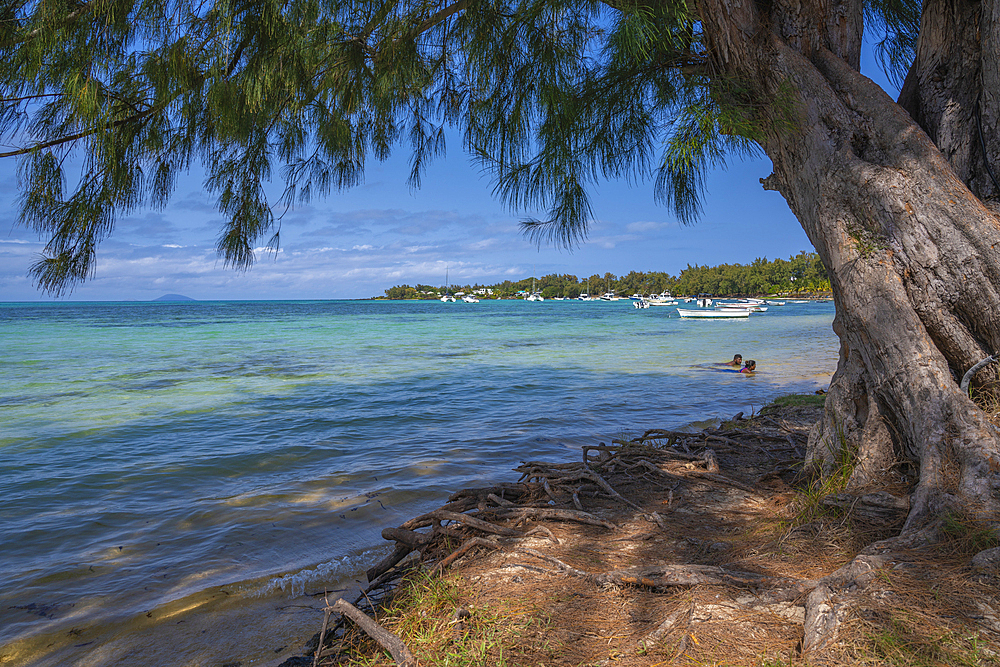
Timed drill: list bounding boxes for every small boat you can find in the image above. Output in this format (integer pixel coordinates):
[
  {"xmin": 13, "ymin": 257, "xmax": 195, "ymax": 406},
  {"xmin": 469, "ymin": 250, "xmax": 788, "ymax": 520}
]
[
  {"xmin": 600, "ymin": 292, "xmax": 623, "ymax": 301},
  {"xmin": 696, "ymin": 297, "xmax": 713, "ymax": 308},
  {"xmin": 765, "ymin": 300, "xmax": 785, "ymax": 305},
  {"xmin": 633, "ymin": 298, "xmax": 649, "ymax": 309},
  {"xmin": 462, "ymin": 295, "xmax": 479, "ymax": 303},
  {"xmin": 441, "ymin": 266, "xmax": 456, "ymax": 302},
  {"xmin": 677, "ymin": 308, "xmax": 750, "ymax": 318},
  {"xmin": 646, "ymin": 293, "xmax": 678, "ymax": 306},
  {"xmin": 716, "ymin": 303, "xmax": 768, "ymax": 312},
  {"xmin": 525, "ymin": 269, "xmax": 543, "ymax": 301}
]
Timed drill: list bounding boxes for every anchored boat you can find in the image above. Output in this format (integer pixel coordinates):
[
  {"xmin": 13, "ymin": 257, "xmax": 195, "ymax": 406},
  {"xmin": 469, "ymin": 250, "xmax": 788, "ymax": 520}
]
[{"xmin": 676, "ymin": 308, "xmax": 750, "ymax": 318}]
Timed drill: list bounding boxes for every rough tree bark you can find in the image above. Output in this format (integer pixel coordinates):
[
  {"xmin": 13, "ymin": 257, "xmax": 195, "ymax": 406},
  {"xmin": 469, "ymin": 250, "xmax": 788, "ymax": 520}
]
[{"xmin": 699, "ymin": 0, "xmax": 1000, "ymax": 533}]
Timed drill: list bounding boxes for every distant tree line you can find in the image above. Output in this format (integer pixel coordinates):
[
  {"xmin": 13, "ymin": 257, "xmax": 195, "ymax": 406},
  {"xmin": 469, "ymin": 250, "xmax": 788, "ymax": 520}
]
[{"xmin": 381, "ymin": 252, "xmax": 829, "ymax": 299}]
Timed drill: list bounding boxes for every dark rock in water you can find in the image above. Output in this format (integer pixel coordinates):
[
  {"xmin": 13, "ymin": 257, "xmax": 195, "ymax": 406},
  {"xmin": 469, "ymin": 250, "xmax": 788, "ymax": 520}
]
[
  {"xmin": 153, "ymin": 294, "xmax": 195, "ymax": 301},
  {"xmin": 276, "ymin": 656, "xmax": 313, "ymax": 667}
]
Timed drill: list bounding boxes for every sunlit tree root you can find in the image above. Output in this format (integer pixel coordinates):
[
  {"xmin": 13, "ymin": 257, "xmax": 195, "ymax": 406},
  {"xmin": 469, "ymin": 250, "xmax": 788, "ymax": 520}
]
[
  {"xmin": 314, "ymin": 598, "xmax": 417, "ymax": 667},
  {"xmin": 508, "ymin": 544, "xmax": 913, "ymax": 659}
]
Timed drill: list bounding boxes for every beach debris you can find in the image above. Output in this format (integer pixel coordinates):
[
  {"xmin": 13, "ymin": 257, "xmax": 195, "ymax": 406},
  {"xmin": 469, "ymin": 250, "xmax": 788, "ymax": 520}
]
[{"xmin": 326, "ymin": 598, "xmax": 416, "ymax": 667}]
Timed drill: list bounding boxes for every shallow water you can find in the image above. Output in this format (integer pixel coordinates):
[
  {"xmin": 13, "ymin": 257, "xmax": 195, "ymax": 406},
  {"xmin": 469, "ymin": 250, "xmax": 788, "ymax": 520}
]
[{"xmin": 0, "ymin": 299, "xmax": 838, "ymax": 665}]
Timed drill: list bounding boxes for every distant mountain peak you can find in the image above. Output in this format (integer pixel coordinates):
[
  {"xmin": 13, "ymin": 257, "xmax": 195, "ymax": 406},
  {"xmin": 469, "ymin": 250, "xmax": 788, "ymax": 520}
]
[{"xmin": 153, "ymin": 294, "xmax": 195, "ymax": 301}]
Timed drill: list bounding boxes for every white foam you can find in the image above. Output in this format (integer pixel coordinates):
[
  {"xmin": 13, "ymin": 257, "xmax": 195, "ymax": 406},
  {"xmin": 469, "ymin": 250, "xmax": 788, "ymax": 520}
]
[{"xmin": 255, "ymin": 547, "xmax": 388, "ymax": 598}]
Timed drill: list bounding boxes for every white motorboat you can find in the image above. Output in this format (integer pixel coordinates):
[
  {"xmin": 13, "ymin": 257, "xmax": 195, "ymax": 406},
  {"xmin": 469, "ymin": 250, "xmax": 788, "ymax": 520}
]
[
  {"xmin": 677, "ymin": 308, "xmax": 750, "ymax": 318},
  {"xmin": 765, "ymin": 300, "xmax": 785, "ymax": 305},
  {"xmin": 696, "ymin": 297, "xmax": 713, "ymax": 308},
  {"xmin": 633, "ymin": 298, "xmax": 649, "ymax": 309},
  {"xmin": 716, "ymin": 303, "xmax": 768, "ymax": 312},
  {"xmin": 440, "ymin": 294, "xmax": 456, "ymax": 302},
  {"xmin": 462, "ymin": 295, "xmax": 479, "ymax": 303}
]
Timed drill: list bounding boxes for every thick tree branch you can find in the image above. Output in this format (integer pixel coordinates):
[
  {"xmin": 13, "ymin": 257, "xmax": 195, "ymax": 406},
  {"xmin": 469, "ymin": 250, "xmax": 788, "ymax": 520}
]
[
  {"xmin": 0, "ymin": 103, "xmax": 166, "ymax": 158},
  {"xmin": 416, "ymin": 0, "xmax": 470, "ymax": 34}
]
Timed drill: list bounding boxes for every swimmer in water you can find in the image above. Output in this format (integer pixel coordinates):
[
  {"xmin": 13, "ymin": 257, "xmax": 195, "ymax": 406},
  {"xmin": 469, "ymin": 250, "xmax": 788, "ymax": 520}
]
[
  {"xmin": 724, "ymin": 354, "xmax": 743, "ymax": 367},
  {"xmin": 740, "ymin": 360, "xmax": 756, "ymax": 374}
]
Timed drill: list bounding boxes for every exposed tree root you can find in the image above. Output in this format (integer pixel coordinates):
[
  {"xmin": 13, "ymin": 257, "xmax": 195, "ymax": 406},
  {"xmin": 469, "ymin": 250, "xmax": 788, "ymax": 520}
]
[
  {"xmin": 296, "ymin": 408, "xmax": 996, "ymax": 666},
  {"xmin": 489, "ymin": 506, "xmax": 616, "ymax": 529}
]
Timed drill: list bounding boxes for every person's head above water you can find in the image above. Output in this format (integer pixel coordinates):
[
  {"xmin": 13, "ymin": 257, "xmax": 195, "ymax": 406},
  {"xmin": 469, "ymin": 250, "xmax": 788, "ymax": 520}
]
[
  {"xmin": 742, "ymin": 360, "xmax": 756, "ymax": 373},
  {"xmin": 733, "ymin": 354, "xmax": 743, "ymax": 364}
]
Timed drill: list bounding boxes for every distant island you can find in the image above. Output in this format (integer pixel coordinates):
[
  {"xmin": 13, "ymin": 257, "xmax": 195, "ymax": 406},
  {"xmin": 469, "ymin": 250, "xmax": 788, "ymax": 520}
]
[
  {"xmin": 153, "ymin": 294, "xmax": 196, "ymax": 301},
  {"xmin": 378, "ymin": 252, "xmax": 831, "ymax": 300}
]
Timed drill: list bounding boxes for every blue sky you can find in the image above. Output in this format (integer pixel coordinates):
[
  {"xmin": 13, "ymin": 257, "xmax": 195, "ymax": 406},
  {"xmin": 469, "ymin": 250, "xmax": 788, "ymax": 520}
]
[{"xmin": 0, "ymin": 44, "xmax": 897, "ymax": 302}]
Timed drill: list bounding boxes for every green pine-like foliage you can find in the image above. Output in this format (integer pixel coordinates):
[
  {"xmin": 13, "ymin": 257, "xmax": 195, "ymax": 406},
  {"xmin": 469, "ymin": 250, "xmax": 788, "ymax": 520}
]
[{"xmin": 1, "ymin": 0, "xmax": 918, "ymax": 294}]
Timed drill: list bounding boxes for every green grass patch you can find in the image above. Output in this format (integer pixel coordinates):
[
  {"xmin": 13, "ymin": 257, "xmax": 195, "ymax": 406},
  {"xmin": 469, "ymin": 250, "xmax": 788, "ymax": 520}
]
[
  {"xmin": 337, "ymin": 569, "xmax": 551, "ymax": 667},
  {"xmin": 769, "ymin": 393, "xmax": 827, "ymax": 408}
]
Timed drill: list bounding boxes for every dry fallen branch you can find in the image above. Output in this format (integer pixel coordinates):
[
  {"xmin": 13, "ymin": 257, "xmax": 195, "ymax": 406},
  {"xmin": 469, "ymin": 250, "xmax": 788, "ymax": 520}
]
[
  {"xmin": 382, "ymin": 527, "xmax": 432, "ymax": 550},
  {"xmin": 312, "ymin": 606, "xmax": 333, "ymax": 667},
  {"xmin": 581, "ymin": 464, "xmax": 645, "ymax": 512},
  {"xmin": 436, "ymin": 536, "xmax": 500, "ymax": 571},
  {"xmin": 403, "ymin": 509, "xmax": 522, "ymax": 537},
  {"xmin": 367, "ymin": 544, "xmax": 415, "ymax": 583},
  {"xmin": 486, "ymin": 492, "xmax": 515, "ymax": 507},
  {"xmin": 329, "ymin": 598, "xmax": 417, "ymax": 667}
]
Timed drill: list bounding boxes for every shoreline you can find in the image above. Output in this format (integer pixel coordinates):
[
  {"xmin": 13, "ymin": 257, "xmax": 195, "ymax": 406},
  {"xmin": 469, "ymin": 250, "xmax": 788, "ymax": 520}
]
[
  {"xmin": 2, "ymin": 300, "xmax": 841, "ymax": 666},
  {"xmin": 275, "ymin": 396, "xmax": 999, "ymax": 667},
  {"xmin": 5, "ymin": 397, "xmax": 836, "ymax": 667}
]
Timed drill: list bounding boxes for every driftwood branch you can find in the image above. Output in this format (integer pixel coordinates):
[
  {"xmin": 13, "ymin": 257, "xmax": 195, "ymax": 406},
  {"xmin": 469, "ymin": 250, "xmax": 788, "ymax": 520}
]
[
  {"xmin": 437, "ymin": 537, "xmax": 500, "ymax": 570},
  {"xmin": 401, "ymin": 509, "xmax": 522, "ymax": 536},
  {"xmin": 330, "ymin": 598, "xmax": 417, "ymax": 667},
  {"xmin": 367, "ymin": 543, "xmax": 414, "ymax": 583},
  {"xmin": 382, "ymin": 527, "xmax": 432, "ymax": 549}
]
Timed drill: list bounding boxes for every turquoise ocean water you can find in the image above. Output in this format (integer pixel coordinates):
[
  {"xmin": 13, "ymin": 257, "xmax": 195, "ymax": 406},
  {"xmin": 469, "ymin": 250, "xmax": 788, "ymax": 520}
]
[{"xmin": 0, "ymin": 299, "xmax": 838, "ymax": 666}]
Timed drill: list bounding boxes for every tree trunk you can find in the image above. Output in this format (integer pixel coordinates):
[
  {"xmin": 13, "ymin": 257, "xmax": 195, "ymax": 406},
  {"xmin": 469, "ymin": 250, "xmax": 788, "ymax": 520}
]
[
  {"xmin": 699, "ymin": 0, "xmax": 1000, "ymax": 532},
  {"xmin": 899, "ymin": 0, "xmax": 1000, "ymax": 210}
]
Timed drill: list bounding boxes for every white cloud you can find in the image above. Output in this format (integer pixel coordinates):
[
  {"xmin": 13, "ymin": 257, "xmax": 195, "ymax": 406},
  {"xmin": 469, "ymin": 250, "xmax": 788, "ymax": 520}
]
[{"xmin": 625, "ymin": 220, "xmax": 669, "ymax": 233}]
